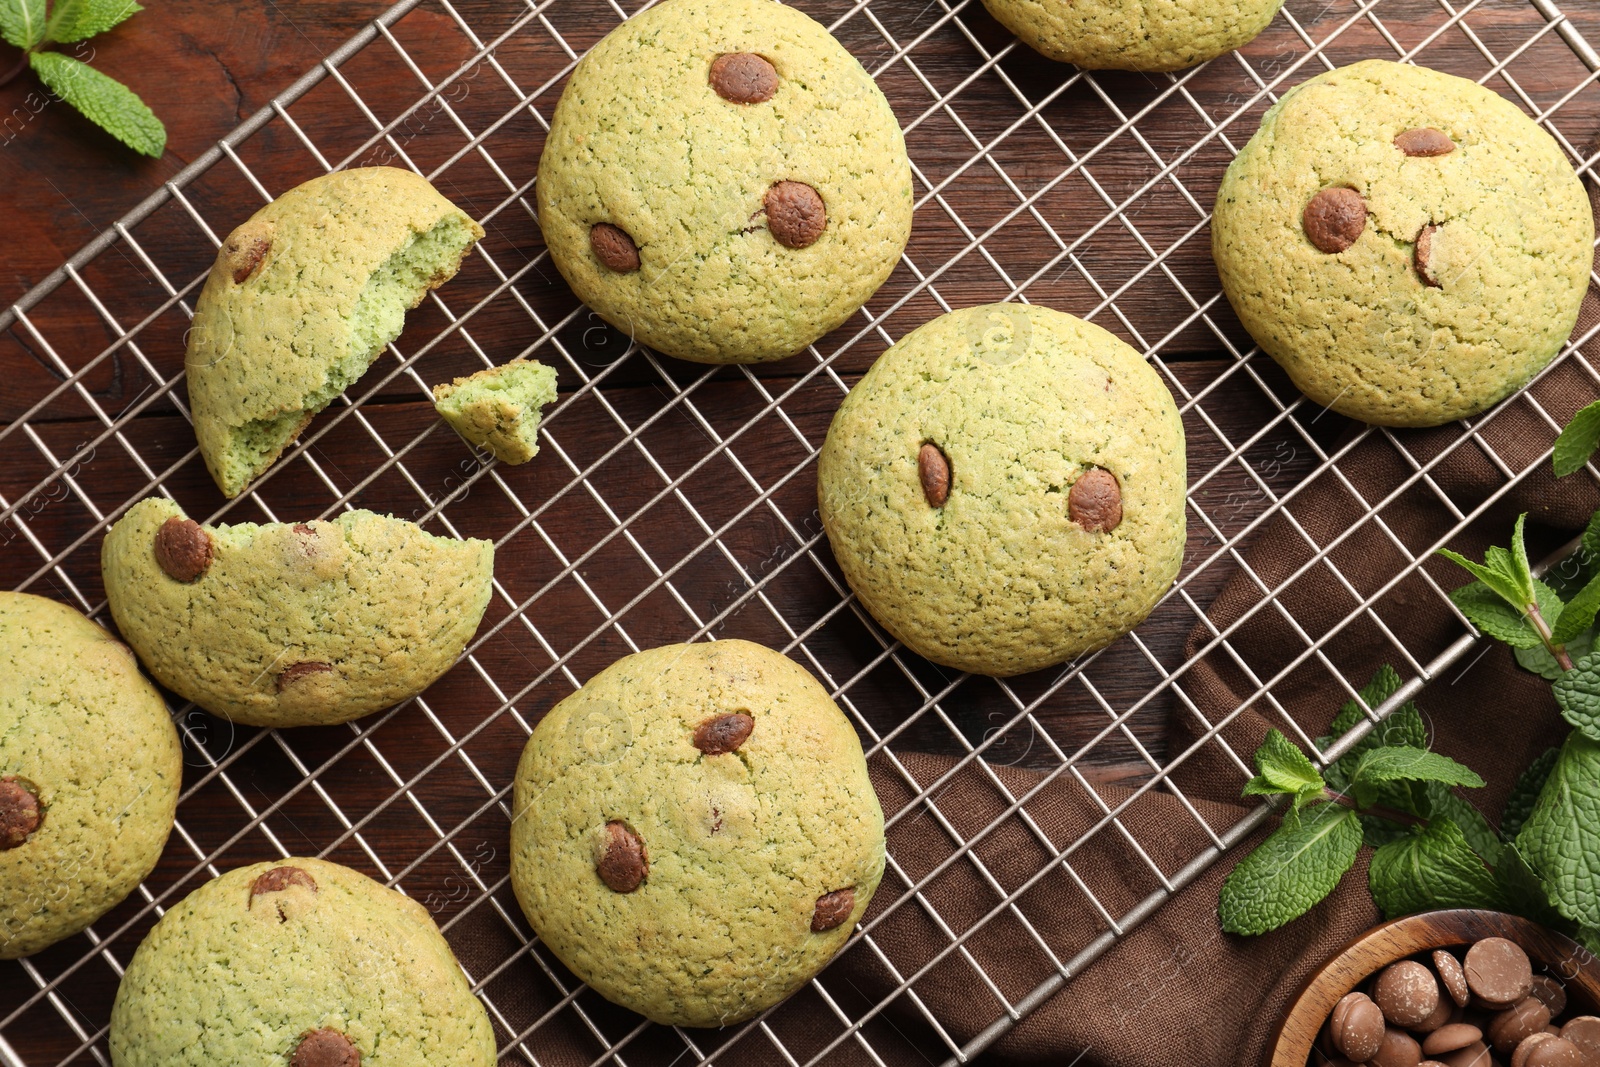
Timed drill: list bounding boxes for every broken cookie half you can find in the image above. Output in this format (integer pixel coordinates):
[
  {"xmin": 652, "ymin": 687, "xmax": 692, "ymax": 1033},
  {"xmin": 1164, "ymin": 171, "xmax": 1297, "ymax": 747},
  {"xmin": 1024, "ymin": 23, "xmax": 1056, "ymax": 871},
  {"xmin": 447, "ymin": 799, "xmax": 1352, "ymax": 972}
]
[
  {"xmin": 431, "ymin": 359, "xmax": 559, "ymax": 465},
  {"xmin": 186, "ymin": 167, "xmax": 485, "ymax": 497}
]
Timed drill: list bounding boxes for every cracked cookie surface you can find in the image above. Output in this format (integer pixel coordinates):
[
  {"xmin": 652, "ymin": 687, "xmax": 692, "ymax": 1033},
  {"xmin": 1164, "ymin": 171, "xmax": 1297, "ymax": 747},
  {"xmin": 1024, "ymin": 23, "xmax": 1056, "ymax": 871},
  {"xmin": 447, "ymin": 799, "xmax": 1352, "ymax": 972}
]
[
  {"xmin": 535, "ymin": 0, "xmax": 913, "ymax": 364},
  {"xmin": 818, "ymin": 303, "xmax": 1187, "ymax": 677},
  {"xmin": 1213, "ymin": 60, "xmax": 1594, "ymax": 427},
  {"xmin": 101, "ymin": 497, "xmax": 493, "ymax": 728},
  {"xmin": 509, "ymin": 640, "xmax": 885, "ymax": 1027},
  {"xmin": 980, "ymin": 0, "xmax": 1282, "ymax": 71},
  {"xmin": 0, "ymin": 592, "xmax": 180, "ymax": 959},
  {"xmin": 109, "ymin": 857, "xmax": 495, "ymax": 1066}
]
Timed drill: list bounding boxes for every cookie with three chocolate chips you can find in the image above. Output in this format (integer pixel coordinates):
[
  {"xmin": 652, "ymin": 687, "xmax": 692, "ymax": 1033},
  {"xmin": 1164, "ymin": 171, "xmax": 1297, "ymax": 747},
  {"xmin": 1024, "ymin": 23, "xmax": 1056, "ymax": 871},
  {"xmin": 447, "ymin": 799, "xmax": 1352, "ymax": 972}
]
[
  {"xmin": 535, "ymin": 0, "xmax": 913, "ymax": 363},
  {"xmin": 110, "ymin": 858, "xmax": 495, "ymax": 1066},
  {"xmin": 1213, "ymin": 59, "xmax": 1594, "ymax": 427}
]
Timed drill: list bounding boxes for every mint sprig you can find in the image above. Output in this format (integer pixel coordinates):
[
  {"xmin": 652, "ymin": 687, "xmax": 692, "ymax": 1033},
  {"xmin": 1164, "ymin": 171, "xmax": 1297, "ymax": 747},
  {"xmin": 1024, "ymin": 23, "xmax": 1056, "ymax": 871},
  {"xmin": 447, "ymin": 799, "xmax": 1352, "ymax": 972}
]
[
  {"xmin": 1368, "ymin": 819, "xmax": 1502, "ymax": 917},
  {"xmin": 1517, "ymin": 732, "xmax": 1600, "ymax": 929},
  {"xmin": 0, "ymin": 0, "xmax": 162, "ymax": 156},
  {"xmin": 1219, "ymin": 803, "xmax": 1362, "ymax": 936},
  {"xmin": 1440, "ymin": 515, "xmax": 1573, "ymax": 669}
]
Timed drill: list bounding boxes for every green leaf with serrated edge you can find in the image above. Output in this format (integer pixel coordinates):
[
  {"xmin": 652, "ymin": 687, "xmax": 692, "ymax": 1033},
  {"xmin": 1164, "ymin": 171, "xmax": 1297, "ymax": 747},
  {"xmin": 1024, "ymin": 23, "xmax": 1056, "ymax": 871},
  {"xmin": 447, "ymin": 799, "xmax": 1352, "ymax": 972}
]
[
  {"xmin": 1369, "ymin": 819, "xmax": 1502, "ymax": 918},
  {"xmin": 1242, "ymin": 729, "xmax": 1324, "ymax": 807},
  {"xmin": 1320, "ymin": 666, "xmax": 1425, "ymax": 791},
  {"xmin": 1555, "ymin": 401, "xmax": 1600, "ymax": 478},
  {"xmin": 1517, "ymin": 731, "xmax": 1600, "ymax": 929},
  {"xmin": 0, "ymin": 0, "xmax": 46, "ymax": 48},
  {"xmin": 43, "ymin": 0, "xmax": 140, "ymax": 42},
  {"xmin": 1219, "ymin": 804, "xmax": 1361, "ymax": 936},
  {"xmin": 1449, "ymin": 582, "xmax": 1544, "ymax": 649},
  {"xmin": 1426, "ymin": 782, "xmax": 1502, "ymax": 867},
  {"xmin": 1349, "ymin": 745, "xmax": 1486, "ymax": 789},
  {"xmin": 1502, "ymin": 747, "xmax": 1560, "ymax": 842},
  {"xmin": 1511, "ymin": 515, "xmax": 1538, "ymax": 606},
  {"xmin": 1496, "ymin": 841, "xmax": 1567, "ymax": 930},
  {"xmin": 1585, "ymin": 509, "xmax": 1600, "ymax": 565},
  {"xmin": 1554, "ymin": 649, "xmax": 1600, "ymax": 742},
  {"xmin": 28, "ymin": 52, "xmax": 163, "ymax": 157},
  {"xmin": 1557, "ymin": 571, "xmax": 1600, "ymax": 645},
  {"xmin": 1518, "ymin": 627, "xmax": 1595, "ymax": 681},
  {"xmin": 1440, "ymin": 549, "xmax": 1528, "ymax": 611}
]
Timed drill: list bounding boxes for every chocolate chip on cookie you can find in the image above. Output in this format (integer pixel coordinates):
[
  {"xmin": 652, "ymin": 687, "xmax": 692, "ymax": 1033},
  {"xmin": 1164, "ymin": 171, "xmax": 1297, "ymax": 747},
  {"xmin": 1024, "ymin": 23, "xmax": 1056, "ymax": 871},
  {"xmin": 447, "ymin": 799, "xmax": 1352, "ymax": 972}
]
[
  {"xmin": 250, "ymin": 866, "xmax": 318, "ymax": 901},
  {"xmin": 590, "ymin": 223, "xmax": 641, "ymax": 273},
  {"xmin": 1069, "ymin": 468, "xmax": 1122, "ymax": 533},
  {"xmin": 918, "ymin": 443, "xmax": 951, "ymax": 507},
  {"xmin": 277, "ymin": 661, "xmax": 334, "ymax": 692},
  {"xmin": 1395, "ymin": 127, "xmax": 1456, "ymax": 157},
  {"xmin": 710, "ymin": 53, "xmax": 778, "ymax": 104},
  {"xmin": 223, "ymin": 225, "xmax": 273, "ymax": 284},
  {"xmin": 0, "ymin": 777, "xmax": 41, "ymax": 849},
  {"xmin": 811, "ymin": 888, "xmax": 855, "ymax": 932},
  {"xmin": 694, "ymin": 712, "xmax": 754, "ymax": 755},
  {"xmin": 765, "ymin": 182, "xmax": 826, "ymax": 249},
  {"xmin": 1303, "ymin": 187, "xmax": 1368, "ymax": 253},
  {"xmin": 291, "ymin": 1028, "xmax": 361, "ymax": 1067},
  {"xmin": 597, "ymin": 821, "xmax": 647, "ymax": 893},
  {"xmin": 154, "ymin": 516, "xmax": 214, "ymax": 582}
]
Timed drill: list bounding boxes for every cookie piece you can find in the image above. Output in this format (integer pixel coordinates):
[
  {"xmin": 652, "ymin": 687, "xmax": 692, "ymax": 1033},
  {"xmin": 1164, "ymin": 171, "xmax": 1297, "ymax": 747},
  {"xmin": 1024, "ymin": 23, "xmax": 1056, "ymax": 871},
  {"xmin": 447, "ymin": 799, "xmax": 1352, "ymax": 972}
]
[
  {"xmin": 980, "ymin": 0, "xmax": 1282, "ymax": 71},
  {"xmin": 0, "ymin": 592, "xmax": 181, "ymax": 959},
  {"xmin": 188, "ymin": 167, "xmax": 485, "ymax": 497},
  {"xmin": 510, "ymin": 640, "xmax": 885, "ymax": 1027},
  {"xmin": 1213, "ymin": 60, "xmax": 1594, "ymax": 427},
  {"xmin": 101, "ymin": 497, "xmax": 493, "ymax": 728},
  {"xmin": 109, "ymin": 858, "xmax": 496, "ymax": 1066},
  {"xmin": 818, "ymin": 303, "xmax": 1187, "ymax": 677},
  {"xmin": 536, "ymin": 0, "xmax": 913, "ymax": 364},
  {"xmin": 431, "ymin": 359, "xmax": 559, "ymax": 465}
]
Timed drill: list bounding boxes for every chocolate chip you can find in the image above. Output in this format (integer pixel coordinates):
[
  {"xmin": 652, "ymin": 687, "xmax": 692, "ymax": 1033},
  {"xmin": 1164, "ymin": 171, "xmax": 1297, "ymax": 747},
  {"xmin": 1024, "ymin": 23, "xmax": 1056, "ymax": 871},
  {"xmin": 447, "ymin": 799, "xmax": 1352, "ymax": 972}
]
[
  {"xmin": 919, "ymin": 443, "xmax": 951, "ymax": 508},
  {"xmin": 1333, "ymin": 991, "xmax": 1388, "ymax": 1062},
  {"xmin": 154, "ymin": 516, "xmax": 214, "ymax": 582},
  {"xmin": 1376, "ymin": 960, "xmax": 1441, "ymax": 1028},
  {"xmin": 1466, "ymin": 938, "xmax": 1533, "ymax": 1007},
  {"xmin": 290, "ymin": 1028, "xmax": 361, "ymax": 1067},
  {"xmin": 1489, "ymin": 998, "xmax": 1553, "ymax": 1054},
  {"xmin": 1303, "ymin": 187, "xmax": 1367, "ymax": 253},
  {"xmin": 764, "ymin": 181, "xmax": 826, "ymax": 249},
  {"xmin": 597, "ymin": 821, "xmax": 647, "ymax": 893},
  {"xmin": 1515, "ymin": 1033, "xmax": 1558, "ymax": 1067},
  {"xmin": 1528, "ymin": 976, "xmax": 1566, "ymax": 1017},
  {"xmin": 709, "ymin": 53, "xmax": 777, "ymax": 104},
  {"xmin": 693, "ymin": 712, "xmax": 754, "ymax": 755},
  {"xmin": 1415, "ymin": 224, "xmax": 1443, "ymax": 288},
  {"xmin": 224, "ymin": 229, "xmax": 272, "ymax": 284},
  {"xmin": 1425, "ymin": 1023, "xmax": 1485, "ymax": 1056},
  {"xmin": 0, "ymin": 778, "xmax": 41, "ymax": 849},
  {"xmin": 250, "ymin": 865, "xmax": 318, "ymax": 901},
  {"xmin": 1395, "ymin": 127, "xmax": 1456, "ymax": 157},
  {"xmin": 590, "ymin": 223, "xmax": 640, "ymax": 273},
  {"xmin": 1558, "ymin": 1016, "xmax": 1600, "ymax": 1057},
  {"xmin": 811, "ymin": 888, "xmax": 855, "ymax": 932},
  {"xmin": 1416, "ymin": 994, "xmax": 1454, "ymax": 1033},
  {"xmin": 1069, "ymin": 468, "xmax": 1122, "ymax": 533},
  {"xmin": 1436, "ymin": 950, "xmax": 1471, "ymax": 1007},
  {"xmin": 1440, "ymin": 1042, "xmax": 1493, "ymax": 1067},
  {"xmin": 1372, "ymin": 1028, "xmax": 1423, "ymax": 1067},
  {"xmin": 1524, "ymin": 1036, "xmax": 1586, "ymax": 1067},
  {"xmin": 277, "ymin": 661, "xmax": 333, "ymax": 692}
]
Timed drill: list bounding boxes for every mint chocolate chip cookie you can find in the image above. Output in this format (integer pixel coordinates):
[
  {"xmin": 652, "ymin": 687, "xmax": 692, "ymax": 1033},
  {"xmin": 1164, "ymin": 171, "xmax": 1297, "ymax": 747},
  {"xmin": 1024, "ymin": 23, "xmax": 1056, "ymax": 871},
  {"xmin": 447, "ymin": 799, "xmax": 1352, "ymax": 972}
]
[
  {"xmin": 188, "ymin": 167, "xmax": 484, "ymax": 497},
  {"xmin": 101, "ymin": 497, "xmax": 493, "ymax": 728},
  {"xmin": 981, "ymin": 0, "xmax": 1283, "ymax": 71},
  {"xmin": 431, "ymin": 358, "xmax": 558, "ymax": 465},
  {"xmin": 818, "ymin": 303, "xmax": 1187, "ymax": 677},
  {"xmin": 1213, "ymin": 60, "xmax": 1594, "ymax": 427},
  {"xmin": 109, "ymin": 858, "xmax": 496, "ymax": 1066},
  {"xmin": 509, "ymin": 640, "xmax": 885, "ymax": 1027},
  {"xmin": 0, "ymin": 592, "xmax": 181, "ymax": 959},
  {"xmin": 536, "ymin": 0, "xmax": 913, "ymax": 364}
]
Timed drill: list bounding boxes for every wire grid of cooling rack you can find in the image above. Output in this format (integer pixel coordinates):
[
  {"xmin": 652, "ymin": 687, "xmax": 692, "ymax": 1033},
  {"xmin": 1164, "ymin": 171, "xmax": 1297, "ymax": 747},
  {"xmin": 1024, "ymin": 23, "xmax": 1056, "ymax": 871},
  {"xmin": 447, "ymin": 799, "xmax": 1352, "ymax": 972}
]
[{"xmin": 3, "ymin": 0, "xmax": 1600, "ymax": 1063}]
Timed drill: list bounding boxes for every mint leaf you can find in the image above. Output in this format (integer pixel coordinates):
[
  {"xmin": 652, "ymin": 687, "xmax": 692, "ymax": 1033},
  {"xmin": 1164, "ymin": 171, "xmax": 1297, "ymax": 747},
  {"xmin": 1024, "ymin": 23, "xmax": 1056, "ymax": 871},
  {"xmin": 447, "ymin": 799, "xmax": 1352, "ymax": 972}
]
[
  {"xmin": 1554, "ymin": 649, "xmax": 1600, "ymax": 741},
  {"xmin": 1219, "ymin": 804, "xmax": 1361, "ymax": 936},
  {"xmin": 1242, "ymin": 729, "xmax": 1325, "ymax": 806},
  {"xmin": 1502, "ymin": 747, "xmax": 1560, "ymax": 841},
  {"xmin": 29, "ymin": 52, "xmax": 164, "ymax": 157},
  {"xmin": 1440, "ymin": 550, "xmax": 1528, "ymax": 611},
  {"xmin": 1369, "ymin": 819, "xmax": 1502, "ymax": 918},
  {"xmin": 1449, "ymin": 580, "xmax": 1559, "ymax": 650},
  {"xmin": 1349, "ymin": 746, "xmax": 1486, "ymax": 789},
  {"xmin": 1510, "ymin": 516, "xmax": 1537, "ymax": 604},
  {"xmin": 0, "ymin": 0, "xmax": 46, "ymax": 47},
  {"xmin": 1555, "ymin": 400, "xmax": 1600, "ymax": 478},
  {"xmin": 1321, "ymin": 666, "xmax": 1426, "ymax": 791},
  {"xmin": 1517, "ymin": 731, "xmax": 1600, "ymax": 929},
  {"xmin": 1557, "ymin": 572, "xmax": 1600, "ymax": 645},
  {"xmin": 43, "ymin": 0, "xmax": 140, "ymax": 42},
  {"xmin": 1496, "ymin": 841, "xmax": 1567, "ymax": 929},
  {"xmin": 1518, "ymin": 627, "xmax": 1595, "ymax": 681},
  {"xmin": 1426, "ymin": 783, "xmax": 1502, "ymax": 867},
  {"xmin": 1585, "ymin": 508, "xmax": 1600, "ymax": 564}
]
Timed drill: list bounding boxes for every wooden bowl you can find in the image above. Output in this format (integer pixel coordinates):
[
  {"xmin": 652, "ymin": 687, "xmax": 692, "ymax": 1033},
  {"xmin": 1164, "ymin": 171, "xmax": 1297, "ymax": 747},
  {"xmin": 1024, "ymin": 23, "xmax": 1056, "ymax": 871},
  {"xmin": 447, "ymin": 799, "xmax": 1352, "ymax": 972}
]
[{"xmin": 1269, "ymin": 910, "xmax": 1600, "ymax": 1067}]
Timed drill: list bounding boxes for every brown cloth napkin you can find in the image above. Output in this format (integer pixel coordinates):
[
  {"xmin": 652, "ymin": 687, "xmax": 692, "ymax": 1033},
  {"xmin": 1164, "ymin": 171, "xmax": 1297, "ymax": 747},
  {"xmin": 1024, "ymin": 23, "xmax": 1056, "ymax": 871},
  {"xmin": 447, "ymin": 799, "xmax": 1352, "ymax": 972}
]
[{"xmin": 833, "ymin": 182, "xmax": 1600, "ymax": 1065}]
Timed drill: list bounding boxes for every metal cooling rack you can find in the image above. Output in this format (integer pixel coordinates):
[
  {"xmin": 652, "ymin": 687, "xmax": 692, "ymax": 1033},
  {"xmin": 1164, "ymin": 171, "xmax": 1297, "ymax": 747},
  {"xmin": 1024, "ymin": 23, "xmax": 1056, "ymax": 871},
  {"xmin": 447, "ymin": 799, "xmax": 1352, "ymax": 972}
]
[{"xmin": 3, "ymin": 0, "xmax": 1600, "ymax": 1063}]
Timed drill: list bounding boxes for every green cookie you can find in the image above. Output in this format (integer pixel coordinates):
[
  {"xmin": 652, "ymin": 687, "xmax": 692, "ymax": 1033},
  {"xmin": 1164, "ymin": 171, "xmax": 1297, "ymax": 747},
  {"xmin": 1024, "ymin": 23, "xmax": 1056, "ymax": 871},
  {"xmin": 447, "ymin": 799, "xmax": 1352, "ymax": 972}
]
[
  {"xmin": 110, "ymin": 857, "xmax": 496, "ymax": 1066},
  {"xmin": 187, "ymin": 167, "xmax": 484, "ymax": 497},
  {"xmin": 818, "ymin": 303, "xmax": 1187, "ymax": 677},
  {"xmin": 536, "ymin": 0, "xmax": 913, "ymax": 364},
  {"xmin": 981, "ymin": 0, "xmax": 1282, "ymax": 71},
  {"xmin": 102, "ymin": 497, "xmax": 494, "ymax": 728},
  {"xmin": 432, "ymin": 358, "xmax": 559, "ymax": 465},
  {"xmin": 510, "ymin": 639, "xmax": 885, "ymax": 1027},
  {"xmin": 1213, "ymin": 60, "xmax": 1594, "ymax": 427},
  {"xmin": 0, "ymin": 592, "xmax": 180, "ymax": 959}
]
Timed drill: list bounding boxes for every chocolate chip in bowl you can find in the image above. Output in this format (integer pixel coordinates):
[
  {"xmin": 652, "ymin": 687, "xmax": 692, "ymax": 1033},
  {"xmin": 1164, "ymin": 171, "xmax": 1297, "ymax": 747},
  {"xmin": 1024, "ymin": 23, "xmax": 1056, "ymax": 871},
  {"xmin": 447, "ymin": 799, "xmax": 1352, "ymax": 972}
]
[{"xmin": 1270, "ymin": 910, "xmax": 1600, "ymax": 1067}]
